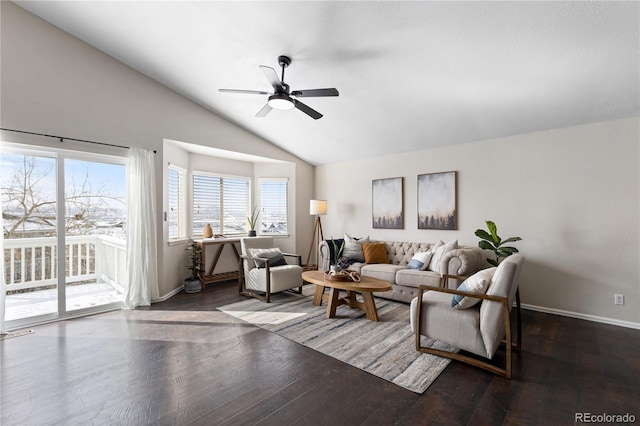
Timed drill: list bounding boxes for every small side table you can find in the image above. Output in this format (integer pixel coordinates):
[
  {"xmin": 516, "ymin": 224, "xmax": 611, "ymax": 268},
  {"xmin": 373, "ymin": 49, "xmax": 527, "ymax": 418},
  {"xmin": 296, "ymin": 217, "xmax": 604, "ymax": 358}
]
[{"xmin": 197, "ymin": 238, "xmax": 241, "ymax": 286}]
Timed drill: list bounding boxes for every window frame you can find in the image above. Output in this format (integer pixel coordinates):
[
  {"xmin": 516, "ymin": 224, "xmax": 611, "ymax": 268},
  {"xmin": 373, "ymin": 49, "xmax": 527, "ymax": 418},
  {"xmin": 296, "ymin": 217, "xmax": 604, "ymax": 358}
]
[
  {"xmin": 192, "ymin": 171, "xmax": 251, "ymax": 237},
  {"xmin": 258, "ymin": 177, "xmax": 289, "ymax": 236},
  {"xmin": 167, "ymin": 163, "xmax": 187, "ymax": 242}
]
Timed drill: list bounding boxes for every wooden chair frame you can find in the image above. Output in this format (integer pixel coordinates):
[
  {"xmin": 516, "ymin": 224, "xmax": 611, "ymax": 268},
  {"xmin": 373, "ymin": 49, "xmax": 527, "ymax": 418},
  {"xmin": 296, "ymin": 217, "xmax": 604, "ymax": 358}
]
[
  {"xmin": 414, "ymin": 274, "xmax": 522, "ymax": 379},
  {"xmin": 238, "ymin": 252, "xmax": 303, "ymax": 303}
]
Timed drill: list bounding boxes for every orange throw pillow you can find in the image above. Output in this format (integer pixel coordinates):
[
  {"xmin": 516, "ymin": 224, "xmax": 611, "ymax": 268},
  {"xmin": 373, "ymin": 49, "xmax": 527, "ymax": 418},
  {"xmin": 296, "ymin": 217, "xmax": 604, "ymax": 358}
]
[{"xmin": 362, "ymin": 242, "xmax": 389, "ymax": 264}]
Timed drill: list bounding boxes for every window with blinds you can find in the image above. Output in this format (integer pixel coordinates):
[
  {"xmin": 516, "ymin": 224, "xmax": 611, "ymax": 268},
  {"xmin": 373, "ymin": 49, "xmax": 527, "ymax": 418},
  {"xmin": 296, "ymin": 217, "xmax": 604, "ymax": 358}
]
[
  {"xmin": 167, "ymin": 165, "xmax": 186, "ymax": 240},
  {"xmin": 260, "ymin": 178, "xmax": 288, "ymax": 235},
  {"xmin": 193, "ymin": 172, "xmax": 249, "ymax": 236}
]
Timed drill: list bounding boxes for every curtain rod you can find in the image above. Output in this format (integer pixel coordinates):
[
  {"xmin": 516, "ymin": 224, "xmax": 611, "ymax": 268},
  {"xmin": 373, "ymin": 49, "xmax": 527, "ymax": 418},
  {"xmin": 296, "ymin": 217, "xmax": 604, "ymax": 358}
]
[{"xmin": 0, "ymin": 127, "xmax": 157, "ymax": 153}]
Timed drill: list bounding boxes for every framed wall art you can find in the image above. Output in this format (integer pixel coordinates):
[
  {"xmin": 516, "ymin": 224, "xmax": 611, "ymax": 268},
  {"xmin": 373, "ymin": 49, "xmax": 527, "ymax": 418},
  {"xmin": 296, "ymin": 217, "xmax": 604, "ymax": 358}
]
[
  {"xmin": 372, "ymin": 177, "xmax": 404, "ymax": 229},
  {"xmin": 417, "ymin": 171, "xmax": 457, "ymax": 230}
]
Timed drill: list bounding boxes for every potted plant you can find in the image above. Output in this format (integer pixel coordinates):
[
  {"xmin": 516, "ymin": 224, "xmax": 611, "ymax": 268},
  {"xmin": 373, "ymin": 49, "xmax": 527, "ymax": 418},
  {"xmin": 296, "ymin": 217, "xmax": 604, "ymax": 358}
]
[
  {"xmin": 247, "ymin": 206, "xmax": 259, "ymax": 237},
  {"xmin": 475, "ymin": 220, "xmax": 522, "ymax": 266},
  {"xmin": 329, "ymin": 237, "xmax": 345, "ymax": 274},
  {"xmin": 184, "ymin": 239, "xmax": 204, "ymax": 293}
]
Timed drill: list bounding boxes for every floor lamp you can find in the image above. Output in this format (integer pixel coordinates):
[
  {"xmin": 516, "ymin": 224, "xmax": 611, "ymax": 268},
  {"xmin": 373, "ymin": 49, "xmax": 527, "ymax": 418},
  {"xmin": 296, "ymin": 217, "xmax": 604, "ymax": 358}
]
[{"xmin": 305, "ymin": 199, "xmax": 326, "ymax": 268}]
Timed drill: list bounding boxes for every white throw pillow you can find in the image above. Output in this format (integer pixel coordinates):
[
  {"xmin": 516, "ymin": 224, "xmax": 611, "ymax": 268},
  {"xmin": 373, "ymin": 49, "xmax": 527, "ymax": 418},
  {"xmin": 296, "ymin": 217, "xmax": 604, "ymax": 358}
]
[
  {"xmin": 451, "ymin": 267, "xmax": 497, "ymax": 309},
  {"xmin": 343, "ymin": 233, "xmax": 369, "ymax": 262},
  {"xmin": 428, "ymin": 239, "xmax": 458, "ymax": 273},
  {"xmin": 407, "ymin": 250, "xmax": 433, "ymax": 270}
]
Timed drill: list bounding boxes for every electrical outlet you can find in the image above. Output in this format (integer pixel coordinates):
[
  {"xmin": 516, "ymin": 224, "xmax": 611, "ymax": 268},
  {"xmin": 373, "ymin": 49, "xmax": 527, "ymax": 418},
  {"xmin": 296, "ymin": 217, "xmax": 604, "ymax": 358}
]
[{"xmin": 614, "ymin": 294, "xmax": 624, "ymax": 305}]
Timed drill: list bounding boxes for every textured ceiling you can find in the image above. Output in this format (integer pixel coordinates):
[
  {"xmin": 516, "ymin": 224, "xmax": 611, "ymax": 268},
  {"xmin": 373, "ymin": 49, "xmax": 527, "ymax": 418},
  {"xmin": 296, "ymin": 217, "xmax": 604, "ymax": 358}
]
[{"xmin": 15, "ymin": 1, "xmax": 640, "ymax": 165}]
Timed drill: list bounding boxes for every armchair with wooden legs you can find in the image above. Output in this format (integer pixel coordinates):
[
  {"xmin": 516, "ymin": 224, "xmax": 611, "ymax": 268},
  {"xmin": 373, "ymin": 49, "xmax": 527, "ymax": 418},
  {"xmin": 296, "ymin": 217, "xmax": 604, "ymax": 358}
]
[
  {"xmin": 239, "ymin": 237, "xmax": 303, "ymax": 303},
  {"xmin": 410, "ymin": 254, "xmax": 524, "ymax": 379}
]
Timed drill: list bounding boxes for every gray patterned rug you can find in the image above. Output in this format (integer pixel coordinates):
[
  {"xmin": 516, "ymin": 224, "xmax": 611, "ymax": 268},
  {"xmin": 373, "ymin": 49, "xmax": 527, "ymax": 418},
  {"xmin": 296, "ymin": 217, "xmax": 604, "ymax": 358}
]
[{"xmin": 218, "ymin": 289, "xmax": 453, "ymax": 393}]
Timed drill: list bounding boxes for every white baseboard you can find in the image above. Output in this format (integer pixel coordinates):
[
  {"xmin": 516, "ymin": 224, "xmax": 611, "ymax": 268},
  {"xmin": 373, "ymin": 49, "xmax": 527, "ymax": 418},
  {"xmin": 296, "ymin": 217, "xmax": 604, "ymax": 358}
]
[
  {"xmin": 521, "ymin": 303, "xmax": 640, "ymax": 330},
  {"xmin": 152, "ymin": 286, "xmax": 184, "ymax": 303}
]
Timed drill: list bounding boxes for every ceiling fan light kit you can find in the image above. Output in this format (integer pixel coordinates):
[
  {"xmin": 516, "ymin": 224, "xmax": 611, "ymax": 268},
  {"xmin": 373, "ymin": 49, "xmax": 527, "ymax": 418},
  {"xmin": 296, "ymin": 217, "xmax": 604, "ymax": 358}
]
[
  {"xmin": 219, "ymin": 55, "xmax": 339, "ymax": 120},
  {"xmin": 268, "ymin": 93, "xmax": 295, "ymax": 110}
]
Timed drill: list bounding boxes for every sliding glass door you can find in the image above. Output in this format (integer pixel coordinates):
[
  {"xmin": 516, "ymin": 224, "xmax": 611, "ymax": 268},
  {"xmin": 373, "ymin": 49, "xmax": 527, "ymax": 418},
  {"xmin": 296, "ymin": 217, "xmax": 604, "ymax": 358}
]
[
  {"xmin": 63, "ymin": 158, "xmax": 126, "ymax": 314},
  {"xmin": 1, "ymin": 145, "xmax": 127, "ymax": 328}
]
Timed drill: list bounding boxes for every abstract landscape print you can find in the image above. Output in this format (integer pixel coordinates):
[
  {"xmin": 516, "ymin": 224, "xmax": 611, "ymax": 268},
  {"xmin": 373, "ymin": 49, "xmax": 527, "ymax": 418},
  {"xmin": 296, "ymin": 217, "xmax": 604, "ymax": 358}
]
[
  {"xmin": 418, "ymin": 171, "xmax": 457, "ymax": 230},
  {"xmin": 372, "ymin": 177, "xmax": 403, "ymax": 229}
]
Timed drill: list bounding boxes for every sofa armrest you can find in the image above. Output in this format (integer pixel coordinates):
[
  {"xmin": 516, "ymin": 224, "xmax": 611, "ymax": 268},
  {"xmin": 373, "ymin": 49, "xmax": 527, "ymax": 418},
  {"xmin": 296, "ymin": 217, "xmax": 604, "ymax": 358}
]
[
  {"xmin": 440, "ymin": 247, "xmax": 487, "ymax": 288},
  {"xmin": 318, "ymin": 240, "xmax": 331, "ymax": 271}
]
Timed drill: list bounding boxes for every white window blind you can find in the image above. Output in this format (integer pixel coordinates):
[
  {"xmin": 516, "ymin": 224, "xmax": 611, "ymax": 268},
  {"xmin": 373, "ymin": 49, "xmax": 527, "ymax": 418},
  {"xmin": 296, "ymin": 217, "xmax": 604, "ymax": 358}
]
[
  {"xmin": 260, "ymin": 178, "xmax": 288, "ymax": 234},
  {"xmin": 193, "ymin": 172, "xmax": 249, "ymax": 236},
  {"xmin": 167, "ymin": 165, "xmax": 186, "ymax": 239}
]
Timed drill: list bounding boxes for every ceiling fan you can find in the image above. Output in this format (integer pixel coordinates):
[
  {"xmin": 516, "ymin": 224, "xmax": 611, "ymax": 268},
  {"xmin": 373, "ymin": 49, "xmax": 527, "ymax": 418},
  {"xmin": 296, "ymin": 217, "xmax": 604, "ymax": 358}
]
[{"xmin": 218, "ymin": 55, "xmax": 339, "ymax": 120}]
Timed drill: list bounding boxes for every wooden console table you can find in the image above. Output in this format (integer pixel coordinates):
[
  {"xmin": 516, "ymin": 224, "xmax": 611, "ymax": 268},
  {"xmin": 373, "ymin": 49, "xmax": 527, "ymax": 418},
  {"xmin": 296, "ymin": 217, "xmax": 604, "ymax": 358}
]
[{"xmin": 197, "ymin": 238, "xmax": 241, "ymax": 286}]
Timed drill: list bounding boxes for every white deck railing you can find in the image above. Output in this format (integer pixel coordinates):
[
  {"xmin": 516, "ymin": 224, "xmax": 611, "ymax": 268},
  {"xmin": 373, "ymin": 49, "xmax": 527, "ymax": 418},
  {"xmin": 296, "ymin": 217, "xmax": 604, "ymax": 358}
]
[{"xmin": 3, "ymin": 235, "xmax": 127, "ymax": 292}]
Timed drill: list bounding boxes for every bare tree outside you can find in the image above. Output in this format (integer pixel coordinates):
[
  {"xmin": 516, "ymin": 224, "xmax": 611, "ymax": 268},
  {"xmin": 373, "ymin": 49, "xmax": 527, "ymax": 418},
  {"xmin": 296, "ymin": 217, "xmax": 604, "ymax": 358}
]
[{"xmin": 2, "ymin": 155, "xmax": 125, "ymax": 239}]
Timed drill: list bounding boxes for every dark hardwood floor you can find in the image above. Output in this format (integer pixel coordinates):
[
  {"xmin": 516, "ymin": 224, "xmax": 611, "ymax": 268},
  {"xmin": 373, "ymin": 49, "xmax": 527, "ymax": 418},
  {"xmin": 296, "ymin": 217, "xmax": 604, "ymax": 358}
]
[{"xmin": 2, "ymin": 281, "xmax": 639, "ymax": 425}]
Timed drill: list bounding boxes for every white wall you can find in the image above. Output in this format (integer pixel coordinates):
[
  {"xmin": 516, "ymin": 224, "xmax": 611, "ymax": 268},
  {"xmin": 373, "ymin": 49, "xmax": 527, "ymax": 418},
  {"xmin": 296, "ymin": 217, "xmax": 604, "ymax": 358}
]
[
  {"xmin": 316, "ymin": 117, "xmax": 640, "ymax": 327},
  {"xmin": 1, "ymin": 2, "xmax": 315, "ymax": 298}
]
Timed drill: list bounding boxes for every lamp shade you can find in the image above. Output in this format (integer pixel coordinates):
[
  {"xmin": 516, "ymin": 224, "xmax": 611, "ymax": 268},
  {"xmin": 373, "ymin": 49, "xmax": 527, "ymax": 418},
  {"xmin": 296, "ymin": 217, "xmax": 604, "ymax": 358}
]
[{"xmin": 310, "ymin": 199, "xmax": 327, "ymax": 215}]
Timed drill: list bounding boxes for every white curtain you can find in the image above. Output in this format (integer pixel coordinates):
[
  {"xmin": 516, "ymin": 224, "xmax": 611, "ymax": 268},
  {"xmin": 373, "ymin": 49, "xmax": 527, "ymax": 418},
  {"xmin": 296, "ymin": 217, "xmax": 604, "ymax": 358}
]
[{"xmin": 124, "ymin": 148, "xmax": 159, "ymax": 308}]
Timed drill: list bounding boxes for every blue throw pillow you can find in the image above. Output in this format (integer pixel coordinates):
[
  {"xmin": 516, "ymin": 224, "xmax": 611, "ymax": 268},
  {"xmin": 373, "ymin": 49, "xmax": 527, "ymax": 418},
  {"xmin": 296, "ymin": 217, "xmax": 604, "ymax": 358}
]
[
  {"xmin": 451, "ymin": 267, "xmax": 496, "ymax": 309},
  {"xmin": 407, "ymin": 251, "xmax": 434, "ymax": 270},
  {"xmin": 324, "ymin": 238, "xmax": 344, "ymax": 265}
]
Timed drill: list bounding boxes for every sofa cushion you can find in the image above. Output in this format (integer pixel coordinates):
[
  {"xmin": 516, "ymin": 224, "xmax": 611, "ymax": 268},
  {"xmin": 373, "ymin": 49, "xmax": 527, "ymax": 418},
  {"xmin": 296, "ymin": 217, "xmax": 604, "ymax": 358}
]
[
  {"xmin": 407, "ymin": 250, "xmax": 433, "ymax": 270},
  {"xmin": 395, "ymin": 269, "xmax": 442, "ymax": 288},
  {"xmin": 346, "ymin": 262, "xmax": 364, "ymax": 274},
  {"xmin": 248, "ymin": 248, "xmax": 288, "ymax": 269},
  {"xmin": 451, "ymin": 267, "xmax": 496, "ymax": 309},
  {"xmin": 343, "ymin": 233, "xmax": 369, "ymax": 262},
  {"xmin": 362, "ymin": 242, "xmax": 389, "ymax": 264},
  {"xmin": 361, "ymin": 264, "xmax": 405, "ymax": 283},
  {"xmin": 428, "ymin": 239, "xmax": 458, "ymax": 273}
]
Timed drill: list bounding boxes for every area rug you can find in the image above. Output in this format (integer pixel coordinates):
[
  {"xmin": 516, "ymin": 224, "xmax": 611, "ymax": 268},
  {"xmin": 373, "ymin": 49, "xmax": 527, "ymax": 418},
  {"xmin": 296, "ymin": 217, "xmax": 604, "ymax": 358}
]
[{"xmin": 218, "ymin": 290, "xmax": 454, "ymax": 393}]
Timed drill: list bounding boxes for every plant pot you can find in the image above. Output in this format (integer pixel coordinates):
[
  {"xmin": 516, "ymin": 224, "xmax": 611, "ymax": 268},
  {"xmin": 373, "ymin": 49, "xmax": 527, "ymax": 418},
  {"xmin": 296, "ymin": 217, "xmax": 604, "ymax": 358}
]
[
  {"xmin": 329, "ymin": 265, "xmax": 342, "ymax": 274},
  {"xmin": 184, "ymin": 277, "xmax": 202, "ymax": 293},
  {"xmin": 248, "ymin": 230, "xmax": 257, "ymax": 237}
]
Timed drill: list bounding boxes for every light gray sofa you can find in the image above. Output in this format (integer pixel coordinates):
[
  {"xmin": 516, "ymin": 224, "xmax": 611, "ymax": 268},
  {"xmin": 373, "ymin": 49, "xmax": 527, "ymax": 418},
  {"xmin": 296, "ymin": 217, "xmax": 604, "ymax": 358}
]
[{"xmin": 319, "ymin": 240, "xmax": 487, "ymax": 303}]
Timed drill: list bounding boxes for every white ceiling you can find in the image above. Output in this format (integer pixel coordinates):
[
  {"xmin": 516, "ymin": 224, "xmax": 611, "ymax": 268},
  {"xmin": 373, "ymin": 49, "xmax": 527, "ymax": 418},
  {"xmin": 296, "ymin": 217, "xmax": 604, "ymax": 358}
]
[{"xmin": 15, "ymin": 1, "xmax": 640, "ymax": 166}]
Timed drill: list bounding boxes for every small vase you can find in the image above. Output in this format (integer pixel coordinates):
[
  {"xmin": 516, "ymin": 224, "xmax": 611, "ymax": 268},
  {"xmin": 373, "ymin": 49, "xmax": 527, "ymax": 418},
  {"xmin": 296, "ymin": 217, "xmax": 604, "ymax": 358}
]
[
  {"xmin": 329, "ymin": 264, "xmax": 341, "ymax": 275},
  {"xmin": 203, "ymin": 224, "xmax": 213, "ymax": 238},
  {"xmin": 248, "ymin": 230, "xmax": 257, "ymax": 237}
]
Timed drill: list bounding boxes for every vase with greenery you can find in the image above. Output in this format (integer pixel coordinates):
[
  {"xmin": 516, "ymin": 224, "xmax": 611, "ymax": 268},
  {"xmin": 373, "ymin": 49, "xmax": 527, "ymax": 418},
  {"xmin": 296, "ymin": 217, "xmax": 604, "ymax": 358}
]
[
  {"xmin": 184, "ymin": 239, "xmax": 204, "ymax": 293},
  {"xmin": 247, "ymin": 206, "xmax": 259, "ymax": 237},
  {"xmin": 329, "ymin": 237, "xmax": 345, "ymax": 273},
  {"xmin": 475, "ymin": 220, "xmax": 522, "ymax": 267}
]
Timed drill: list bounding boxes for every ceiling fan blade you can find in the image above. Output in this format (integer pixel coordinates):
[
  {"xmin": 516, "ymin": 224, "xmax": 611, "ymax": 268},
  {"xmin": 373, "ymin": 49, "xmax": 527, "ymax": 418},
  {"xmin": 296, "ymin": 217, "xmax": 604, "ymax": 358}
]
[
  {"xmin": 293, "ymin": 100, "xmax": 323, "ymax": 120},
  {"xmin": 259, "ymin": 65, "xmax": 284, "ymax": 92},
  {"xmin": 219, "ymin": 88, "xmax": 272, "ymax": 95},
  {"xmin": 255, "ymin": 103, "xmax": 273, "ymax": 117},
  {"xmin": 291, "ymin": 88, "xmax": 339, "ymax": 97}
]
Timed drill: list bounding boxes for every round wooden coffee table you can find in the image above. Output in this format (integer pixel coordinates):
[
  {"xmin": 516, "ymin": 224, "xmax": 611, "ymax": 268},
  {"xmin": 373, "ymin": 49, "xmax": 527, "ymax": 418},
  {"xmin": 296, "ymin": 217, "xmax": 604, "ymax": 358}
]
[{"xmin": 302, "ymin": 270, "xmax": 392, "ymax": 321}]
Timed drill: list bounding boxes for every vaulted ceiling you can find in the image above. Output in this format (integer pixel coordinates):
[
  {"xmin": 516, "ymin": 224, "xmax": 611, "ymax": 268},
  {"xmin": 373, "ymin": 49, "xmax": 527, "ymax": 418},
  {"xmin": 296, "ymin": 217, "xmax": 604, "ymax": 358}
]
[{"xmin": 15, "ymin": 1, "xmax": 640, "ymax": 165}]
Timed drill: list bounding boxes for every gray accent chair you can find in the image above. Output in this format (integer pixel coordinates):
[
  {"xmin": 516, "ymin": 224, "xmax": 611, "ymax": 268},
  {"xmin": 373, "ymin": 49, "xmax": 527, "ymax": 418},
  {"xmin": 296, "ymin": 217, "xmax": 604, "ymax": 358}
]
[
  {"xmin": 410, "ymin": 254, "xmax": 524, "ymax": 379},
  {"xmin": 239, "ymin": 237, "xmax": 303, "ymax": 303}
]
